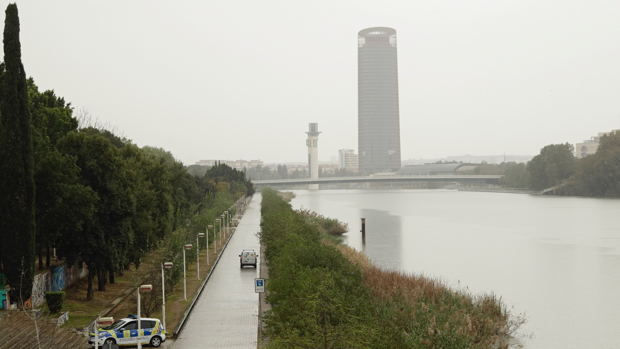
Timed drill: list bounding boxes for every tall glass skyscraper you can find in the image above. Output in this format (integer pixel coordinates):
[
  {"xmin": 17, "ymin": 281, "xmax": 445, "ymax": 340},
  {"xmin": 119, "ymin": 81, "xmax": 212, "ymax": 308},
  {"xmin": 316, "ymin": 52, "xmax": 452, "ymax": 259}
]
[{"xmin": 358, "ymin": 27, "xmax": 401, "ymax": 174}]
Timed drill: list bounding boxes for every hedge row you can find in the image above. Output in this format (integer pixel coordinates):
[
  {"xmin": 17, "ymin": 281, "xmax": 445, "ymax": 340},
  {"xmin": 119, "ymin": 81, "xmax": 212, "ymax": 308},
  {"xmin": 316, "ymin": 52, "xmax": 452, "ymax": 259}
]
[{"xmin": 260, "ymin": 188, "xmax": 406, "ymax": 348}]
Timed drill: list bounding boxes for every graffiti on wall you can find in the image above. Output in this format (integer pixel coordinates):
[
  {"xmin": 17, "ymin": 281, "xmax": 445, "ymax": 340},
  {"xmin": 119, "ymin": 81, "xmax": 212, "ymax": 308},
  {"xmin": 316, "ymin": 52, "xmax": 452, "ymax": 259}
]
[
  {"xmin": 56, "ymin": 311, "xmax": 69, "ymax": 326},
  {"xmin": 51, "ymin": 266, "xmax": 65, "ymax": 291},
  {"xmin": 30, "ymin": 263, "xmax": 88, "ymax": 308},
  {"xmin": 31, "ymin": 273, "xmax": 50, "ymax": 308}
]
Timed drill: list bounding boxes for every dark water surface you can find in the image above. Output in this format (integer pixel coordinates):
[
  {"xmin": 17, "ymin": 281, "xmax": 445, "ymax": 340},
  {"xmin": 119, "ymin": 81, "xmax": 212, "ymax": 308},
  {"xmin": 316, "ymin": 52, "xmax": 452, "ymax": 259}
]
[{"xmin": 289, "ymin": 189, "xmax": 620, "ymax": 349}]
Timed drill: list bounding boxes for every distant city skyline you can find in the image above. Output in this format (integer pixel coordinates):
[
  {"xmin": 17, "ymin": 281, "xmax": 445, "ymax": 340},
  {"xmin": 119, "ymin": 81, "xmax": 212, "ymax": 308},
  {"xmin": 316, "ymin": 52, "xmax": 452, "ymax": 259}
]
[{"xmin": 14, "ymin": 2, "xmax": 620, "ymax": 165}]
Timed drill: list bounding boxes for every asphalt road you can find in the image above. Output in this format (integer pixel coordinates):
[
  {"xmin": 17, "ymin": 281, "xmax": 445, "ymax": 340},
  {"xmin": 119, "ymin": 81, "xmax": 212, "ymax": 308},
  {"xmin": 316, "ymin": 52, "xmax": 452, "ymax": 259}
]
[{"xmin": 171, "ymin": 194, "xmax": 261, "ymax": 349}]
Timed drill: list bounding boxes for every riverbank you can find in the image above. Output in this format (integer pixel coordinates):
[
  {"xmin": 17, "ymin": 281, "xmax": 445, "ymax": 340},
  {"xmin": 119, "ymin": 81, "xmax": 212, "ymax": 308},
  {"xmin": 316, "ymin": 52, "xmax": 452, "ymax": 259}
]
[
  {"xmin": 458, "ymin": 187, "xmax": 536, "ymax": 194},
  {"xmin": 260, "ymin": 188, "xmax": 524, "ymax": 348}
]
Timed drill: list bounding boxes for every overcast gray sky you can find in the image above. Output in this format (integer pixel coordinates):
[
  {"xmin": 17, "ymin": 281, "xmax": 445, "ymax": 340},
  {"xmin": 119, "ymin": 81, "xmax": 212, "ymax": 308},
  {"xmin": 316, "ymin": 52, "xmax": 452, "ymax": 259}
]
[{"xmin": 11, "ymin": 1, "xmax": 620, "ymax": 164}]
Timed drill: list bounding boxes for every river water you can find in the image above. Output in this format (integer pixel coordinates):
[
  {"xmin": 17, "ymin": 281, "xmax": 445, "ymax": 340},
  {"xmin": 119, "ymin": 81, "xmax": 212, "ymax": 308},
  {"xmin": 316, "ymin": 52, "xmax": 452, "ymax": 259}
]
[{"xmin": 289, "ymin": 189, "xmax": 620, "ymax": 349}]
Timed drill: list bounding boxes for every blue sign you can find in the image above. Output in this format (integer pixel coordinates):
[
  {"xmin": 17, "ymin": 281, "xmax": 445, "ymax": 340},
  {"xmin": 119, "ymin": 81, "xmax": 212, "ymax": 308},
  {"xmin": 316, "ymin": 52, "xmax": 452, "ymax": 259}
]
[{"xmin": 255, "ymin": 278, "xmax": 265, "ymax": 293}]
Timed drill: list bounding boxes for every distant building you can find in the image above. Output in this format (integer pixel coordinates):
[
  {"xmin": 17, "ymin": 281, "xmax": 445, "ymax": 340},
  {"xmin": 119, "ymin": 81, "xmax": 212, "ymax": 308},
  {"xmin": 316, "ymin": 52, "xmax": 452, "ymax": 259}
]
[
  {"xmin": 195, "ymin": 159, "xmax": 263, "ymax": 170},
  {"xmin": 338, "ymin": 149, "xmax": 353, "ymax": 168},
  {"xmin": 402, "ymin": 154, "xmax": 534, "ymax": 166},
  {"xmin": 397, "ymin": 163, "xmax": 477, "ymax": 175},
  {"xmin": 576, "ymin": 130, "xmax": 620, "ymax": 158},
  {"xmin": 358, "ymin": 27, "xmax": 401, "ymax": 174},
  {"xmin": 445, "ymin": 154, "xmax": 534, "ymax": 164},
  {"xmin": 319, "ymin": 164, "xmax": 339, "ymax": 175},
  {"xmin": 337, "ymin": 149, "xmax": 359, "ymax": 172},
  {"xmin": 306, "ymin": 123, "xmax": 321, "ymax": 190}
]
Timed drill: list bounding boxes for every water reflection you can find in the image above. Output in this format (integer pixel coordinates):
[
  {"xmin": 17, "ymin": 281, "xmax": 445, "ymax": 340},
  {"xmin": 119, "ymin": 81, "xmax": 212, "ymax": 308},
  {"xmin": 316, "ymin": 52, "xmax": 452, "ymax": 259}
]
[{"xmin": 359, "ymin": 208, "xmax": 402, "ymax": 271}]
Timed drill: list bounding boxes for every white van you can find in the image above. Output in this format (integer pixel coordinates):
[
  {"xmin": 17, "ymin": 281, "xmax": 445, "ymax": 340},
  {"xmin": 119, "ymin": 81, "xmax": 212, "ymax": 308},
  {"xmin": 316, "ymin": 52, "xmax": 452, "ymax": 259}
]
[{"xmin": 239, "ymin": 249, "xmax": 258, "ymax": 268}]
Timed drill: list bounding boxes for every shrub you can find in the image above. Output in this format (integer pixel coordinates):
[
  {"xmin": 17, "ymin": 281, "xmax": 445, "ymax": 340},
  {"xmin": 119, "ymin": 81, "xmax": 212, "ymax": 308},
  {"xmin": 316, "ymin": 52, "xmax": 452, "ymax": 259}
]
[
  {"xmin": 296, "ymin": 208, "xmax": 349, "ymax": 235},
  {"xmin": 45, "ymin": 291, "xmax": 65, "ymax": 313}
]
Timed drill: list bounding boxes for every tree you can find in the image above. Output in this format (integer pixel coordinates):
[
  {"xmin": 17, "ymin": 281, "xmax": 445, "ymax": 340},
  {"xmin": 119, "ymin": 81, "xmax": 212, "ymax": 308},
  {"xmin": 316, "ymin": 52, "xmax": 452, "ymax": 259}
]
[
  {"xmin": 527, "ymin": 143, "xmax": 577, "ymax": 191},
  {"xmin": 143, "ymin": 146, "xmax": 199, "ymax": 230},
  {"xmin": 204, "ymin": 162, "xmax": 254, "ymax": 197},
  {"xmin": 56, "ymin": 131, "xmax": 134, "ymax": 300},
  {"xmin": 120, "ymin": 143, "xmax": 166, "ymax": 269},
  {"xmin": 568, "ymin": 132, "xmax": 620, "ymax": 196},
  {"xmin": 0, "ymin": 3, "xmax": 36, "ymax": 302},
  {"xmin": 501, "ymin": 163, "xmax": 530, "ymax": 188},
  {"xmin": 27, "ymin": 80, "xmax": 95, "ymax": 269},
  {"xmin": 277, "ymin": 164, "xmax": 289, "ymax": 179}
]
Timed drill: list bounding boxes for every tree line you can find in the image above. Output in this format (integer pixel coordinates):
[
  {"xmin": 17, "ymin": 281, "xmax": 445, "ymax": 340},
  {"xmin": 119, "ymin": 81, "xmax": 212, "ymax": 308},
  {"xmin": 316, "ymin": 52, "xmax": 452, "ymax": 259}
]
[
  {"xmin": 0, "ymin": 4, "xmax": 253, "ymax": 302},
  {"xmin": 488, "ymin": 133, "xmax": 620, "ymax": 196}
]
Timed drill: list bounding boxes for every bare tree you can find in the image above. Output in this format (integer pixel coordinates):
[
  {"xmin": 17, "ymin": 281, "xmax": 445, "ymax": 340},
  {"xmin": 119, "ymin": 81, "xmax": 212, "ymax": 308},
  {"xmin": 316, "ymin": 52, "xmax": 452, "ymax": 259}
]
[
  {"xmin": 75, "ymin": 107, "xmax": 125, "ymax": 139},
  {"xmin": 130, "ymin": 266, "xmax": 163, "ymax": 318}
]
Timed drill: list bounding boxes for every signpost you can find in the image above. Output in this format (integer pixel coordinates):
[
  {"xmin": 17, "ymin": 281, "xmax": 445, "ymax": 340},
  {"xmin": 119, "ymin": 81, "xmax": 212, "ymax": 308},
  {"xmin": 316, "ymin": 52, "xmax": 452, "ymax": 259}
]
[{"xmin": 255, "ymin": 278, "xmax": 265, "ymax": 293}]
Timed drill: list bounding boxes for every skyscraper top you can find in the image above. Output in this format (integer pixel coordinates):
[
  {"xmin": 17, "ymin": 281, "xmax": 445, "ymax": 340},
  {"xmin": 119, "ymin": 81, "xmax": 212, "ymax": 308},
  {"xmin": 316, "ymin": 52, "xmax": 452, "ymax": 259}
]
[
  {"xmin": 358, "ymin": 27, "xmax": 397, "ymax": 48},
  {"xmin": 306, "ymin": 122, "xmax": 321, "ymax": 136}
]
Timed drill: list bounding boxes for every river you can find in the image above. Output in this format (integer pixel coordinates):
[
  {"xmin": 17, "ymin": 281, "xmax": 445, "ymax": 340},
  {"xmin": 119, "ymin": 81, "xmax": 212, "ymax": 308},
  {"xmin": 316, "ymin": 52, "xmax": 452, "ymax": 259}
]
[{"xmin": 289, "ymin": 189, "xmax": 620, "ymax": 349}]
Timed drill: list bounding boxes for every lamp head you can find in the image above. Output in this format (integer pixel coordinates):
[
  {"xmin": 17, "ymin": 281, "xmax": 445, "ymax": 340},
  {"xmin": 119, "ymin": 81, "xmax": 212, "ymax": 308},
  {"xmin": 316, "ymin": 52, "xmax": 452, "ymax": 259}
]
[
  {"xmin": 139, "ymin": 284, "xmax": 153, "ymax": 292},
  {"xmin": 97, "ymin": 317, "xmax": 114, "ymax": 326}
]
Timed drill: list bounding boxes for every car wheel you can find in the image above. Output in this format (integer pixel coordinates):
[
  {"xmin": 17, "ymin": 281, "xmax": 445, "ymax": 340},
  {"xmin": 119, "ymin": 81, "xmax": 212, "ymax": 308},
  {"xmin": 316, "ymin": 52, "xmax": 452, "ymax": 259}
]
[
  {"xmin": 104, "ymin": 338, "xmax": 116, "ymax": 345},
  {"xmin": 150, "ymin": 336, "xmax": 162, "ymax": 347},
  {"xmin": 240, "ymin": 263, "xmax": 243, "ymax": 268}
]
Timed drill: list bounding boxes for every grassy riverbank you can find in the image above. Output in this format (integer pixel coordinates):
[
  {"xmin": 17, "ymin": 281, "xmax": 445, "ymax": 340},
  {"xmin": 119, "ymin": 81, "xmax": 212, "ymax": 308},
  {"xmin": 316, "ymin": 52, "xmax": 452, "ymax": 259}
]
[{"xmin": 259, "ymin": 187, "xmax": 523, "ymax": 348}]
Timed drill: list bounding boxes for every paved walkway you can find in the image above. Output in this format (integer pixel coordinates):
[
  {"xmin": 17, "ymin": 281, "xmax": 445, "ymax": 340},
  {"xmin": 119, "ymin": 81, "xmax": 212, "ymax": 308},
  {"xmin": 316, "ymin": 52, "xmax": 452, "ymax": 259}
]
[{"xmin": 172, "ymin": 194, "xmax": 261, "ymax": 349}]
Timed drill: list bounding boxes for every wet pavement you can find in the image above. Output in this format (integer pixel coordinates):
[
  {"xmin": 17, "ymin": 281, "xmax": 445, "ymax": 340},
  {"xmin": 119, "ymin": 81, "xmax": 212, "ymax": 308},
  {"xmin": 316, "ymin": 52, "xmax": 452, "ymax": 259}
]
[{"xmin": 171, "ymin": 194, "xmax": 261, "ymax": 349}]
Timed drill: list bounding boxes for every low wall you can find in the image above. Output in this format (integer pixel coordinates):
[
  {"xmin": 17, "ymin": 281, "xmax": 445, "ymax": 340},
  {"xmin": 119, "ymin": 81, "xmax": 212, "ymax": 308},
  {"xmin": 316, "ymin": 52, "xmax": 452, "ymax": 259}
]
[{"xmin": 29, "ymin": 263, "xmax": 88, "ymax": 308}]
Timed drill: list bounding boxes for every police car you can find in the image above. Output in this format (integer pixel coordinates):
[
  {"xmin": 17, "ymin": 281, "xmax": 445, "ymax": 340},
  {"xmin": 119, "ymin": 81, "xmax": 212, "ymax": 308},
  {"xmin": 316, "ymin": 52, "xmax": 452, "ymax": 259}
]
[{"xmin": 88, "ymin": 315, "xmax": 166, "ymax": 347}]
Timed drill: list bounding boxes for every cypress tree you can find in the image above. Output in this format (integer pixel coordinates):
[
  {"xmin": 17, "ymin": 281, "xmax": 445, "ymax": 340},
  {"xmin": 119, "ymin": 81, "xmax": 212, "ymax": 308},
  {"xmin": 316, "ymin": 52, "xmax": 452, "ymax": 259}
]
[{"xmin": 0, "ymin": 3, "xmax": 36, "ymax": 302}]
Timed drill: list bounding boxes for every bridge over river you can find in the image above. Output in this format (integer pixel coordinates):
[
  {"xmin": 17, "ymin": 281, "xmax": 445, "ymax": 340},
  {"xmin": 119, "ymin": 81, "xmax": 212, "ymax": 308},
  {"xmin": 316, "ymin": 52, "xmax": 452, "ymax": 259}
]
[{"xmin": 253, "ymin": 175, "xmax": 503, "ymax": 188}]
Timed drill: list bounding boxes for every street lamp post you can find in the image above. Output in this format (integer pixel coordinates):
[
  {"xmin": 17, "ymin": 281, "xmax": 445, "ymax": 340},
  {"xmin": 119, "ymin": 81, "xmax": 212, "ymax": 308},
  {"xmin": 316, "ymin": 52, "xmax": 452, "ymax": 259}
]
[
  {"xmin": 183, "ymin": 244, "xmax": 193, "ymax": 300},
  {"xmin": 94, "ymin": 316, "xmax": 114, "ymax": 349},
  {"xmin": 230, "ymin": 206, "xmax": 234, "ymax": 226},
  {"xmin": 137, "ymin": 284, "xmax": 153, "ymax": 349},
  {"xmin": 215, "ymin": 219, "xmax": 220, "ymax": 248},
  {"xmin": 161, "ymin": 262, "xmax": 173, "ymax": 334},
  {"xmin": 197, "ymin": 232, "xmax": 204, "ymax": 280},
  {"xmin": 220, "ymin": 214, "xmax": 225, "ymax": 243},
  {"xmin": 223, "ymin": 211, "xmax": 228, "ymax": 237},
  {"xmin": 207, "ymin": 225, "xmax": 213, "ymax": 264},
  {"xmin": 229, "ymin": 206, "xmax": 234, "ymax": 228}
]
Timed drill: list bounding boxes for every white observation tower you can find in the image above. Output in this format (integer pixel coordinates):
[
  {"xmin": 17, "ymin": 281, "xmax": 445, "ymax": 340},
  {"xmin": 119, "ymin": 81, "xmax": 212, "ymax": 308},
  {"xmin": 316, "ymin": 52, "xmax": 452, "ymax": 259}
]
[{"xmin": 306, "ymin": 123, "xmax": 321, "ymax": 190}]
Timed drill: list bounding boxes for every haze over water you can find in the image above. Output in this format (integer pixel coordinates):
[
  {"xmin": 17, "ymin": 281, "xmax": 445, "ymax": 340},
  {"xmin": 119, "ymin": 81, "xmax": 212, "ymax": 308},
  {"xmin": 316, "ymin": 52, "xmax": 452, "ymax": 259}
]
[{"xmin": 290, "ymin": 189, "xmax": 620, "ymax": 349}]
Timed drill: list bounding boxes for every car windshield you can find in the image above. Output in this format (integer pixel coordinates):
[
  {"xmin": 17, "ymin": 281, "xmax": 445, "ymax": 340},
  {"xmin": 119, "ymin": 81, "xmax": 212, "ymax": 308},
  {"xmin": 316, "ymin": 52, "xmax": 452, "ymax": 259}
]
[{"xmin": 101, "ymin": 320, "xmax": 126, "ymax": 331}]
